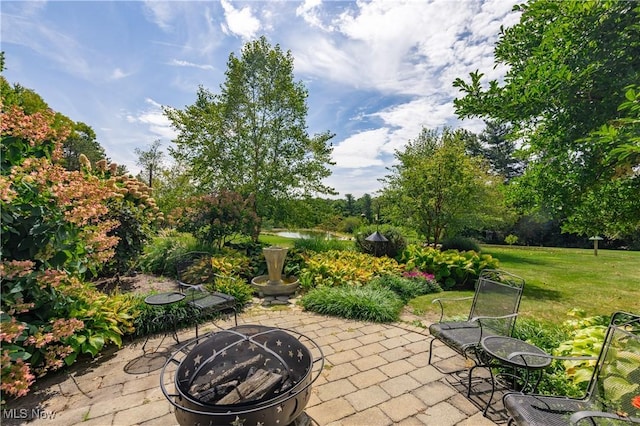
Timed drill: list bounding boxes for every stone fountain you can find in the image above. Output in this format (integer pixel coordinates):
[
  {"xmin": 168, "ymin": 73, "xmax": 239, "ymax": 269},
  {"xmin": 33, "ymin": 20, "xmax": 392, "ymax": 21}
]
[{"xmin": 250, "ymin": 246, "xmax": 299, "ymax": 305}]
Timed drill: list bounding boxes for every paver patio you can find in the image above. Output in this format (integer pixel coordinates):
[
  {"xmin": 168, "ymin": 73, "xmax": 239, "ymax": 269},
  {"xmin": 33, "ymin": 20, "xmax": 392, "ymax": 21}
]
[{"xmin": 3, "ymin": 306, "xmax": 508, "ymax": 425}]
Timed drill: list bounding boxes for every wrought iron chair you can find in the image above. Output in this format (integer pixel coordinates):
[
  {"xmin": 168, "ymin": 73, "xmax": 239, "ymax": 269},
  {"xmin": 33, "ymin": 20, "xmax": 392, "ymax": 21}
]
[
  {"xmin": 427, "ymin": 269, "xmax": 525, "ymax": 372},
  {"xmin": 503, "ymin": 311, "xmax": 640, "ymax": 425},
  {"xmin": 176, "ymin": 252, "xmax": 238, "ymax": 338}
]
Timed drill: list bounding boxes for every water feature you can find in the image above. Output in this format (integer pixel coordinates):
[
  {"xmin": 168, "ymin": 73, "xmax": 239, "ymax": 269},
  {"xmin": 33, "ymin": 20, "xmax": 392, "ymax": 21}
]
[{"xmin": 250, "ymin": 246, "xmax": 299, "ymax": 303}]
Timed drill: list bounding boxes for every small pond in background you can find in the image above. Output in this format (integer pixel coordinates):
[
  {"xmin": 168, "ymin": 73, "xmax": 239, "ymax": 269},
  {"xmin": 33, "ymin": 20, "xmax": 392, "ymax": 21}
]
[{"xmin": 273, "ymin": 230, "xmax": 347, "ymax": 240}]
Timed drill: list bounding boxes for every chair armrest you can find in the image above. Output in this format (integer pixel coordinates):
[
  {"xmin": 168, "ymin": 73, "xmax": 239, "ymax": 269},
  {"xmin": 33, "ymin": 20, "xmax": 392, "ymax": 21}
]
[
  {"xmin": 470, "ymin": 313, "xmax": 518, "ymax": 323},
  {"xmin": 570, "ymin": 410, "xmax": 640, "ymax": 425},
  {"xmin": 471, "ymin": 313, "xmax": 519, "ymax": 340},
  {"xmin": 432, "ymin": 296, "xmax": 473, "ymax": 322}
]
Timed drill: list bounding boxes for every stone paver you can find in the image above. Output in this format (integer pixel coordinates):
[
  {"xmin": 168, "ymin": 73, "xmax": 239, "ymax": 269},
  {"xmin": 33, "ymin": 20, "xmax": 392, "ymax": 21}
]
[{"xmin": 3, "ymin": 307, "xmax": 507, "ymax": 425}]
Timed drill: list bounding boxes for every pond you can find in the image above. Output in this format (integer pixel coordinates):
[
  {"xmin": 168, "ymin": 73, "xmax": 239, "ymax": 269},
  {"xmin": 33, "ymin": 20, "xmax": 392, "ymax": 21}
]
[{"xmin": 274, "ymin": 230, "xmax": 343, "ymax": 240}]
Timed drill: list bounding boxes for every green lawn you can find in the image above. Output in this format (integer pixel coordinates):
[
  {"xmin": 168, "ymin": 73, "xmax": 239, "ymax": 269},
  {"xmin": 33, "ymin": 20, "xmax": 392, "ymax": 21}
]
[{"xmin": 410, "ymin": 245, "xmax": 639, "ymax": 325}]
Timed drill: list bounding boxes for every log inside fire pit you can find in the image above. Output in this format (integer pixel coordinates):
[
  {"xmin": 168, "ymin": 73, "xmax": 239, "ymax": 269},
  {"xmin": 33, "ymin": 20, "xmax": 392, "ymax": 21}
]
[{"xmin": 160, "ymin": 325, "xmax": 323, "ymax": 426}]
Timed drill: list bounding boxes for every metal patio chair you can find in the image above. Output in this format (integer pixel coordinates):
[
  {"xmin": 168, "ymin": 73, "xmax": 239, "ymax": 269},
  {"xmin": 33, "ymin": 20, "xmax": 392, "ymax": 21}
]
[
  {"xmin": 176, "ymin": 252, "xmax": 238, "ymax": 338},
  {"xmin": 503, "ymin": 311, "xmax": 640, "ymax": 425},
  {"xmin": 427, "ymin": 269, "xmax": 525, "ymax": 373}
]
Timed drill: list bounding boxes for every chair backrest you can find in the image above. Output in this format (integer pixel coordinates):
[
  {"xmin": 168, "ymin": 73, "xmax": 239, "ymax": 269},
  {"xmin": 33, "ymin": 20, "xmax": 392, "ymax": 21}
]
[
  {"xmin": 585, "ymin": 311, "xmax": 640, "ymax": 414},
  {"xmin": 176, "ymin": 251, "xmax": 211, "ymax": 286},
  {"xmin": 468, "ymin": 269, "xmax": 525, "ymax": 336}
]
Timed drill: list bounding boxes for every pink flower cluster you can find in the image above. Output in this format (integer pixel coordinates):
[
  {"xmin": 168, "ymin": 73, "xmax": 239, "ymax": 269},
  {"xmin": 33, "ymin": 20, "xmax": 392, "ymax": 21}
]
[
  {"xmin": 1, "ymin": 351, "xmax": 35, "ymax": 398},
  {"xmin": 0, "ymin": 105, "xmax": 69, "ymax": 147},
  {"xmin": 0, "ymin": 259, "xmax": 35, "ymax": 280},
  {"xmin": 403, "ymin": 269, "xmax": 436, "ymax": 281}
]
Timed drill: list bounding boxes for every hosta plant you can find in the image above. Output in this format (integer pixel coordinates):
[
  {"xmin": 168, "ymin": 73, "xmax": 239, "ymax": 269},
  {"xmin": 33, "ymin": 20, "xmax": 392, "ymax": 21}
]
[{"xmin": 298, "ymin": 250, "xmax": 403, "ymax": 290}]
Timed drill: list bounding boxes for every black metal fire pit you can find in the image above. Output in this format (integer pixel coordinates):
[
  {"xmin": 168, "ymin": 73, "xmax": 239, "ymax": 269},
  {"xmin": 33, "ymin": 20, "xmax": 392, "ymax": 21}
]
[{"xmin": 160, "ymin": 325, "xmax": 323, "ymax": 426}]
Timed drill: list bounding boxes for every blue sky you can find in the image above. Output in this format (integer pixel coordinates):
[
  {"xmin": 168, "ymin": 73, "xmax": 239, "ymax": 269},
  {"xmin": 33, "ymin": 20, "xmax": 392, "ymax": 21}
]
[{"xmin": 1, "ymin": 0, "xmax": 520, "ymax": 198}]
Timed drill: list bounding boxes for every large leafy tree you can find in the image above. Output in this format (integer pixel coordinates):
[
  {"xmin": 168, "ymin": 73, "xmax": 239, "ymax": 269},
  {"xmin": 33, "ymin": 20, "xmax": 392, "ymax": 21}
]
[
  {"xmin": 381, "ymin": 127, "xmax": 510, "ymax": 246},
  {"xmin": 453, "ymin": 0, "xmax": 640, "ymax": 239},
  {"xmin": 165, "ymin": 36, "xmax": 335, "ymax": 237}
]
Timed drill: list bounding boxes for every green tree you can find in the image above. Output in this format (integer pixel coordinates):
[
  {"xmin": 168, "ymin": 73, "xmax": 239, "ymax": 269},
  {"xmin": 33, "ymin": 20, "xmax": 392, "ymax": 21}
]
[
  {"xmin": 62, "ymin": 122, "xmax": 107, "ymax": 171},
  {"xmin": 381, "ymin": 127, "xmax": 509, "ymax": 246},
  {"xmin": 165, "ymin": 36, "xmax": 335, "ymax": 238},
  {"xmin": 344, "ymin": 194, "xmax": 356, "ymax": 216},
  {"xmin": 453, "ymin": 0, "xmax": 640, "ymax": 239},
  {"xmin": 478, "ymin": 120, "xmax": 524, "ymax": 182},
  {"xmin": 134, "ymin": 139, "xmax": 164, "ymax": 188},
  {"xmin": 357, "ymin": 193, "xmax": 374, "ymax": 223}
]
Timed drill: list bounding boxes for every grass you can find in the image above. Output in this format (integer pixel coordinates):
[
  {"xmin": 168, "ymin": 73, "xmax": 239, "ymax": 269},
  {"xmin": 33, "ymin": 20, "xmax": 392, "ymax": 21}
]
[{"xmin": 409, "ymin": 245, "xmax": 639, "ymax": 325}]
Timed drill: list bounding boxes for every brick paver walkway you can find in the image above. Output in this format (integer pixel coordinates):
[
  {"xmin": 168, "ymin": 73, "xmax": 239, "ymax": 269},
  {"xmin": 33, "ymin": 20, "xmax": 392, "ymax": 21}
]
[{"xmin": 3, "ymin": 306, "xmax": 507, "ymax": 425}]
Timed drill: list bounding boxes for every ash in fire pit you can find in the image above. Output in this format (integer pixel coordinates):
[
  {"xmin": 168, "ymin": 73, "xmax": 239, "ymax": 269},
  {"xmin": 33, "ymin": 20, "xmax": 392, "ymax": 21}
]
[{"xmin": 161, "ymin": 325, "xmax": 323, "ymax": 426}]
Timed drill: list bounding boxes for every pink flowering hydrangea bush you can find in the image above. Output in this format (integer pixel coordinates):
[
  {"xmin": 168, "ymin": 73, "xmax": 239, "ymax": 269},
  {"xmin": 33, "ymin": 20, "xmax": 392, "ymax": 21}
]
[{"xmin": 0, "ymin": 100, "xmax": 154, "ymax": 400}]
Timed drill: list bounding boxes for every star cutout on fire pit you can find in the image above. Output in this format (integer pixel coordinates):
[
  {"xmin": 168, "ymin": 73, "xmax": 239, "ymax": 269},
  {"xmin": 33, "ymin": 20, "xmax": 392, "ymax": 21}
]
[
  {"xmin": 230, "ymin": 415, "xmax": 245, "ymax": 426},
  {"xmin": 193, "ymin": 354, "xmax": 202, "ymax": 366}
]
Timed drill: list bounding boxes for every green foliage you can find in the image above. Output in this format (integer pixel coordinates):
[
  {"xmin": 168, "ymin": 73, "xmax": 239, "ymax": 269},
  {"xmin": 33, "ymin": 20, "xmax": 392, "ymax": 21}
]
[
  {"xmin": 213, "ymin": 275, "xmax": 254, "ymax": 308},
  {"xmin": 60, "ymin": 288, "xmax": 139, "ymax": 363},
  {"xmin": 298, "ymin": 250, "xmax": 403, "ymax": 290},
  {"xmin": 440, "ymin": 236, "xmax": 480, "ymax": 252},
  {"xmin": 454, "ymin": 0, "xmax": 640, "ymax": 240},
  {"xmin": 339, "ymin": 216, "xmax": 364, "ymax": 234},
  {"xmin": 177, "ymin": 253, "xmax": 254, "ymax": 309},
  {"xmin": 354, "ymin": 224, "xmax": 407, "ymax": 258},
  {"xmin": 62, "ymin": 122, "xmax": 106, "ymax": 172},
  {"xmin": 292, "ymin": 236, "xmax": 349, "ymax": 253},
  {"xmin": 134, "ymin": 139, "xmax": 164, "ymax": 188},
  {"xmin": 136, "ymin": 229, "xmax": 204, "ymax": 276},
  {"xmin": 131, "ymin": 295, "xmax": 198, "ymax": 337},
  {"xmin": 399, "ymin": 244, "xmax": 500, "ymax": 290},
  {"xmin": 381, "ymin": 127, "xmax": 509, "ymax": 246},
  {"xmin": 171, "ymin": 191, "xmax": 260, "ymax": 248},
  {"xmin": 0, "ymin": 91, "xmax": 157, "ymax": 398},
  {"xmin": 504, "ymin": 234, "xmax": 518, "ymax": 245},
  {"xmin": 369, "ymin": 273, "xmax": 441, "ymax": 303},
  {"xmin": 511, "ymin": 317, "xmax": 584, "ymax": 397},
  {"xmin": 165, "ymin": 36, "xmax": 335, "ymax": 233},
  {"xmin": 300, "ymin": 285, "xmax": 404, "ymax": 323}
]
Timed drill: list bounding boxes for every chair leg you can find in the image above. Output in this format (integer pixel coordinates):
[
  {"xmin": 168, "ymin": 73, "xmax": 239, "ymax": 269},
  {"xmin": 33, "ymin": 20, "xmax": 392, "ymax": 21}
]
[{"xmin": 428, "ymin": 337, "xmax": 435, "ymax": 364}]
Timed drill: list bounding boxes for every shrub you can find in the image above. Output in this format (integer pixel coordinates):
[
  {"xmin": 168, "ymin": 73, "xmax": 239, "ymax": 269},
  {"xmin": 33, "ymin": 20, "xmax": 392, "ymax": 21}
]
[
  {"xmin": 214, "ymin": 276, "xmax": 254, "ymax": 308},
  {"xmin": 338, "ymin": 216, "xmax": 363, "ymax": 234},
  {"xmin": 505, "ymin": 234, "xmax": 519, "ymax": 245},
  {"xmin": 136, "ymin": 229, "xmax": 204, "ymax": 277},
  {"xmin": 131, "ymin": 294, "xmax": 198, "ymax": 337},
  {"xmin": 300, "ymin": 285, "xmax": 404, "ymax": 323},
  {"xmin": 512, "ymin": 312, "xmax": 611, "ymax": 398},
  {"xmin": 298, "ymin": 250, "xmax": 403, "ymax": 290},
  {"xmin": 293, "ymin": 236, "xmax": 348, "ymax": 253},
  {"xmin": 170, "ymin": 191, "xmax": 260, "ymax": 249},
  {"xmin": 1, "ymin": 102, "xmax": 152, "ymax": 399},
  {"xmin": 354, "ymin": 225, "xmax": 407, "ymax": 258},
  {"xmin": 440, "ymin": 236, "xmax": 480, "ymax": 252},
  {"xmin": 399, "ymin": 244, "xmax": 500, "ymax": 290},
  {"xmin": 179, "ymin": 255, "xmax": 254, "ymax": 309},
  {"xmin": 369, "ymin": 273, "xmax": 441, "ymax": 303}
]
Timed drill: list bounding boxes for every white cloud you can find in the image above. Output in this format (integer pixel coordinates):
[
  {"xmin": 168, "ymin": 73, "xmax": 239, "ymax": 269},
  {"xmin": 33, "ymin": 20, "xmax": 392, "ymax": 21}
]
[
  {"xmin": 332, "ymin": 128, "xmax": 389, "ymax": 168},
  {"xmin": 127, "ymin": 98, "xmax": 177, "ymax": 141},
  {"xmin": 220, "ymin": 0, "xmax": 261, "ymax": 40},
  {"xmin": 142, "ymin": 1, "xmax": 176, "ymax": 32},
  {"xmin": 169, "ymin": 59, "xmax": 216, "ymax": 71},
  {"xmin": 110, "ymin": 68, "xmax": 131, "ymax": 80}
]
